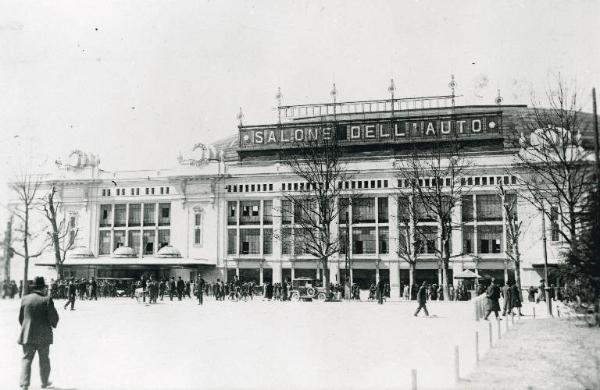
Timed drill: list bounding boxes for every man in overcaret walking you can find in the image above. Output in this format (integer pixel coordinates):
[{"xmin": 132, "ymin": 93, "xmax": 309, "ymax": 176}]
[{"xmin": 18, "ymin": 276, "xmax": 59, "ymax": 390}]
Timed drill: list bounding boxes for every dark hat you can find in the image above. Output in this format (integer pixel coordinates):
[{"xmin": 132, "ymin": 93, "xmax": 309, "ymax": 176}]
[{"xmin": 33, "ymin": 276, "xmax": 46, "ymax": 290}]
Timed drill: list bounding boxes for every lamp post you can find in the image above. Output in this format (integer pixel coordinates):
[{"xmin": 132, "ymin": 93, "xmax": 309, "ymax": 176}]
[{"xmin": 540, "ymin": 205, "xmax": 553, "ymax": 316}]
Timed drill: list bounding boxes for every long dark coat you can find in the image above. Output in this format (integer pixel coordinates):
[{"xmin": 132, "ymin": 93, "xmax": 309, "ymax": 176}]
[
  {"xmin": 509, "ymin": 284, "xmax": 522, "ymax": 308},
  {"xmin": 486, "ymin": 284, "xmax": 501, "ymax": 311},
  {"xmin": 18, "ymin": 291, "xmax": 59, "ymax": 345}
]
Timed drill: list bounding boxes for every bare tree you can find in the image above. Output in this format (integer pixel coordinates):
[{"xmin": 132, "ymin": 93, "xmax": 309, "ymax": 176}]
[
  {"xmin": 9, "ymin": 172, "xmax": 49, "ymax": 295},
  {"xmin": 516, "ymin": 80, "xmax": 594, "ymax": 256},
  {"xmin": 394, "ymin": 137, "xmax": 471, "ymax": 299},
  {"xmin": 41, "ymin": 184, "xmax": 78, "ymax": 280},
  {"xmin": 279, "ymin": 136, "xmax": 353, "ymax": 297},
  {"xmin": 498, "ymin": 182, "xmax": 523, "ymax": 291},
  {"xmin": 396, "ymin": 192, "xmax": 419, "ymax": 288}
]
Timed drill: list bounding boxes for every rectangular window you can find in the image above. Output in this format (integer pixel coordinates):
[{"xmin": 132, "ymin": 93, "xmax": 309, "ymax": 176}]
[
  {"xmin": 339, "ymin": 227, "xmax": 348, "ymax": 254},
  {"xmin": 240, "ymin": 201, "xmax": 261, "ymax": 225},
  {"xmin": 128, "ymin": 230, "xmax": 141, "ymax": 255},
  {"xmin": 476, "ymin": 195, "xmax": 502, "ymax": 221},
  {"xmin": 114, "ymin": 204, "xmax": 126, "ymax": 227},
  {"xmin": 100, "ymin": 205, "xmax": 112, "ymax": 227},
  {"xmin": 227, "ymin": 229, "xmax": 237, "ymax": 255},
  {"xmin": 263, "ymin": 200, "xmax": 273, "ymax": 225},
  {"xmin": 143, "ymin": 230, "xmax": 155, "ymax": 255},
  {"xmin": 227, "ymin": 202, "xmax": 237, "ymax": 225},
  {"xmin": 415, "ymin": 200, "xmax": 435, "ymax": 222},
  {"xmin": 239, "ymin": 229, "xmax": 260, "ymax": 255},
  {"xmin": 377, "ymin": 197, "xmax": 388, "ymax": 223},
  {"xmin": 397, "ymin": 196, "xmax": 410, "ymax": 223},
  {"xmin": 99, "ymin": 231, "xmax": 111, "ymax": 255},
  {"xmin": 398, "ymin": 226, "xmax": 409, "ymax": 253},
  {"xmin": 113, "ymin": 230, "xmax": 125, "ymax": 251},
  {"xmin": 378, "ymin": 227, "xmax": 389, "ymax": 254},
  {"xmin": 463, "ymin": 225, "xmax": 474, "ymax": 254},
  {"xmin": 462, "ymin": 195, "xmax": 474, "ymax": 222},
  {"xmin": 263, "ymin": 228, "xmax": 273, "ymax": 255},
  {"xmin": 128, "ymin": 204, "xmax": 141, "ymax": 226},
  {"xmin": 478, "ymin": 225, "xmax": 503, "ymax": 254},
  {"xmin": 282, "ymin": 200, "xmax": 293, "ymax": 225},
  {"xmin": 158, "ymin": 203, "xmax": 170, "ymax": 226},
  {"xmin": 157, "ymin": 229, "xmax": 170, "ymax": 249},
  {"xmin": 194, "ymin": 213, "xmax": 202, "ymax": 245},
  {"xmin": 505, "ymin": 194, "xmax": 518, "ymax": 221},
  {"xmin": 282, "ymin": 228, "xmax": 293, "ymax": 255},
  {"xmin": 550, "ymin": 206, "xmax": 560, "ymax": 241},
  {"xmin": 352, "ymin": 227, "xmax": 376, "ymax": 254},
  {"xmin": 415, "ymin": 226, "xmax": 437, "ymax": 254},
  {"xmin": 143, "ymin": 203, "xmax": 156, "ymax": 226},
  {"xmin": 352, "ymin": 198, "xmax": 375, "ymax": 224},
  {"xmin": 339, "ymin": 198, "xmax": 350, "ymax": 224}
]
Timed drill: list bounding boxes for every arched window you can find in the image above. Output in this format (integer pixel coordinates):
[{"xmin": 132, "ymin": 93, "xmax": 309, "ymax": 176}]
[{"xmin": 194, "ymin": 208, "xmax": 203, "ymax": 246}]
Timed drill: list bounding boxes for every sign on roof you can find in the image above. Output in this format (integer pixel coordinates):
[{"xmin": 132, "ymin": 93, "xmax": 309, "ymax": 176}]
[{"xmin": 239, "ymin": 113, "xmax": 502, "ymax": 149}]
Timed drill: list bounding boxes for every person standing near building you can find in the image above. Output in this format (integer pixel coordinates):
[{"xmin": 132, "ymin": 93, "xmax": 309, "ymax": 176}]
[
  {"xmin": 159, "ymin": 279, "xmax": 166, "ymax": 301},
  {"xmin": 536, "ymin": 279, "xmax": 546, "ymax": 303},
  {"xmin": 169, "ymin": 277, "xmax": 176, "ymax": 301},
  {"xmin": 195, "ymin": 277, "xmax": 205, "ymax": 305},
  {"xmin": 185, "ymin": 280, "xmax": 191, "ymax": 299},
  {"xmin": 484, "ymin": 278, "xmax": 502, "ymax": 321},
  {"xmin": 414, "ymin": 282, "xmax": 429, "ymax": 317},
  {"xmin": 90, "ymin": 277, "xmax": 98, "ymax": 301},
  {"xmin": 501, "ymin": 281, "xmax": 512, "ymax": 316},
  {"xmin": 176, "ymin": 277, "xmax": 184, "ymax": 301},
  {"xmin": 63, "ymin": 279, "xmax": 76, "ymax": 311},
  {"xmin": 18, "ymin": 276, "xmax": 59, "ymax": 390},
  {"xmin": 509, "ymin": 282, "xmax": 523, "ymax": 316},
  {"xmin": 376, "ymin": 279, "xmax": 385, "ymax": 305}
]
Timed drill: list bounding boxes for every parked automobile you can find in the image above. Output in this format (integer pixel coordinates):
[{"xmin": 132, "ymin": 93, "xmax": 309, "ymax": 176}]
[{"xmin": 289, "ymin": 277, "xmax": 327, "ymax": 301}]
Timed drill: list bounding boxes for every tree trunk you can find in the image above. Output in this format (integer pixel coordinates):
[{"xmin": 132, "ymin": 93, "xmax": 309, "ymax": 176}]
[
  {"xmin": 23, "ymin": 208, "xmax": 30, "ymax": 295},
  {"xmin": 513, "ymin": 241, "xmax": 522, "ymax": 299},
  {"xmin": 52, "ymin": 232, "xmax": 62, "ymax": 279},
  {"xmin": 409, "ymin": 263, "xmax": 415, "ymax": 289}
]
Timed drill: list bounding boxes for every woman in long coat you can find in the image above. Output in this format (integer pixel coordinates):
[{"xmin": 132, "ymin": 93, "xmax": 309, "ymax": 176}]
[
  {"xmin": 509, "ymin": 283, "xmax": 523, "ymax": 316},
  {"xmin": 484, "ymin": 278, "xmax": 501, "ymax": 320}
]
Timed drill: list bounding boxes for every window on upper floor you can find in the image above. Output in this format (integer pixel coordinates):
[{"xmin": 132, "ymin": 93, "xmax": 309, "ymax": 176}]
[
  {"xmin": 352, "ymin": 198, "xmax": 375, "ymax": 224},
  {"xmin": 352, "ymin": 227, "xmax": 376, "ymax": 254},
  {"xmin": 476, "ymin": 194, "xmax": 502, "ymax": 222},
  {"xmin": 143, "ymin": 203, "xmax": 156, "ymax": 226},
  {"xmin": 114, "ymin": 204, "xmax": 126, "ymax": 227},
  {"xmin": 158, "ymin": 203, "xmax": 170, "ymax": 226},
  {"xmin": 263, "ymin": 200, "xmax": 273, "ymax": 225},
  {"xmin": 550, "ymin": 206, "xmax": 560, "ymax": 241},
  {"xmin": 239, "ymin": 229, "xmax": 260, "ymax": 255},
  {"xmin": 227, "ymin": 202, "xmax": 237, "ymax": 225},
  {"xmin": 240, "ymin": 201, "xmax": 260, "ymax": 225},
  {"xmin": 462, "ymin": 195, "xmax": 474, "ymax": 222},
  {"xmin": 128, "ymin": 204, "xmax": 141, "ymax": 226},
  {"xmin": 378, "ymin": 197, "xmax": 388, "ymax": 223},
  {"xmin": 478, "ymin": 225, "xmax": 503, "ymax": 253},
  {"xmin": 194, "ymin": 211, "xmax": 203, "ymax": 246}
]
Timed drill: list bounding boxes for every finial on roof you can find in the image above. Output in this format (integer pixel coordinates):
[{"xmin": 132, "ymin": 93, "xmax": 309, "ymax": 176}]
[
  {"xmin": 495, "ymin": 89, "xmax": 503, "ymax": 105},
  {"xmin": 237, "ymin": 107, "xmax": 244, "ymax": 127}
]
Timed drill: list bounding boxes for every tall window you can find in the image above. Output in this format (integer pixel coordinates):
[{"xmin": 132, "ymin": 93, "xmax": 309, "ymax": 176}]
[
  {"xmin": 339, "ymin": 198, "xmax": 350, "ymax": 224},
  {"xmin": 263, "ymin": 200, "xmax": 273, "ymax": 225},
  {"xmin": 462, "ymin": 195, "xmax": 474, "ymax": 222},
  {"xmin": 377, "ymin": 197, "xmax": 388, "ymax": 223},
  {"xmin": 505, "ymin": 194, "xmax": 518, "ymax": 221},
  {"xmin": 282, "ymin": 200, "xmax": 293, "ymax": 225},
  {"xmin": 378, "ymin": 227, "xmax": 389, "ymax": 254},
  {"xmin": 239, "ymin": 229, "xmax": 260, "ymax": 254},
  {"xmin": 128, "ymin": 230, "xmax": 141, "ymax": 254},
  {"xmin": 100, "ymin": 205, "xmax": 112, "ymax": 227},
  {"xmin": 158, "ymin": 229, "xmax": 170, "ymax": 249},
  {"xmin": 463, "ymin": 226, "xmax": 475, "ymax": 254},
  {"xmin": 282, "ymin": 228, "xmax": 293, "ymax": 255},
  {"xmin": 352, "ymin": 227, "xmax": 376, "ymax": 254},
  {"xmin": 227, "ymin": 202, "xmax": 237, "ymax": 225},
  {"xmin": 415, "ymin": 226, "xmax": 437, "ymax": 254},
  {"xmin": 128, "ymin": 204, "xmax": 141, "ymax": 226},
  {"xmin": 158, "ymin": 203, "xmax": 170, "ymax": 226},
  {"xmin": 143, "ymin": 230, "xmax": 155, "ymax": 255},
  {"xmin": 227, "ymin": 230, "xmax": 237, "ymax": 255},
  {"xmin": 99, "ymin": 231, "xmax": 111, "ymax": 255},
  {"xmin": 353, "ymin": 198, "xmax": 375, "ymax": 224},
  {"xmin": 68, "ymin": 214, "xmax": 77, "ymax": 246},
  {"xmin": 194, "ymin": 211, "xmax": 203, "ymax": 245},
  {"xmin": 240, "ymin": 201, "xmax": 260, "ymax": 225},
  {"xmin": 143, "ymin": 203, "xmax": 156, "ymax": 226},
  {"xmin": 478, "ymin": 226, "xmax": 502, "ymax": 253},
  {"xmin": 476, "ymin": 195, "xmax": 502, "ymax": 221},
  {"xmin": 113, "ymin": 230, "xmax": 125, "ymax": 250},
  {"xmin": 114, "ymin": 204, "xmax": 126, "ymax": 227},
  {"xmin": 263, "ymin": 228, "xmax": 273, "ymax": 255}
]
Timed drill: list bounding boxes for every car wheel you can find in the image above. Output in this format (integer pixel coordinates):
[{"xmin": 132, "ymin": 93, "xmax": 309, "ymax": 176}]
[
  {"xmin": 317, "ymin": 292, "xmax": 326, "ymax": 300},
  {"xmin": 290, "ymin": 292, "xmax": 300, "ymax": 301},
  {"xmin": 306, "ymin": 287, "xmax": 316, "ymax": 297}
]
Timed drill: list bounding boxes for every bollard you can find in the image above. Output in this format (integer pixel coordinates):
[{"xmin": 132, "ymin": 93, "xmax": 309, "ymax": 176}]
[
  {"xmin": 497, "ymin": 320, "xmax": 501, "ymax": 340},
  {"xmin": 557, "ymin": 306, "xmax": 560, "ymax": 317},
  {"xmin": 475, "ymin": 331, "xmax": 480, "ymax": 363},
  {"xmin": 533, "ymin": 307, "xmax": 536, "ymax": 319},
  {"xmin": 511, "ymin": 314, "xmax": 515, "ymax": 326},
  {"xmin": 488, "ymin": 321, "xmax": 493, "ymax": 347},
  {"xmin": 454, "ymin": 345, "xmax": 460, "ymax": 383},
  {"xmin": 411, "ymin": 369, "xmax": 417, "ymax": 390}
]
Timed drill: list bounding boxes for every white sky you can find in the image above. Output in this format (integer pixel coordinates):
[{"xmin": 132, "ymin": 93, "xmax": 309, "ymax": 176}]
[{"xmin": 1, "ymin": 0, "xmax": 599, "ymax": 221}]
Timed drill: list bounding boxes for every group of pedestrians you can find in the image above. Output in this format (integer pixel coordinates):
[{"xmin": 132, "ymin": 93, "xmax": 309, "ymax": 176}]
[
  {"xmin": 483, "ymin": 278, "xmax": 523, "ymax": 320},
  {"xmin": 1, "ymin": 279, "xmax": 21, "ymax": 299}
]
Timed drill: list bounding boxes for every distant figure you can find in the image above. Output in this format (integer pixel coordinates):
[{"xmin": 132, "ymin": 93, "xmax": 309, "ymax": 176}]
[
  {"xmin": 376, "ymin": 280, "xmax": 385, "ymax": 304},
  {"xmin": 63, "ymin": 280, "xmax": 76, "ymax": 311},
  {"xmin": 169, "ymin": 277, "xmax": 176, "ymax": 301},
  {"xmin": 159, "ymin": 279, "xmax": 166, "ymax": 301},
  {"xmin": 501, "ymin": 281, "xmax": 511, "ymax": 316},
  {"xmin": 528, "ymin": 286, "xmax": 536, "ymax": 302},
  {"xmin": 18, "ymin": 276, "xmax": 59, "ymax": 390},
  {"xmin": 484, "ymin": 278, "xmax": 502, "ymax": 321},
  {"xmin": 195, "ymin": 277, "xmax": 205, "ymax": 305},
  {"xmin": 414, "ymin": 282, "xmax": 429, "ymax": 317},
  {"xmin": 403, "ymin": 284, "xmax": 410, "ymax": 301},
  {"xmin": 176, "ymin": 277, "xmax": 184, "ymax": 301},
  {"xmin": 509, "ymin": 282, "xmax": 523, "ymax": 316},
  {"xmin": 90, "ymin": 277, "xmax": 98, "ymax": 300},
  {"xmin": 536, "ymin": 279, "xmax": 546, "ymax": 303}
]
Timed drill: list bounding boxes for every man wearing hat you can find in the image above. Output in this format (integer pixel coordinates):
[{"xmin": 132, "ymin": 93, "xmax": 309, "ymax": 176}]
[{"xmin": 18, "ymin": 276, "xmax": 59, "ymax": 390}]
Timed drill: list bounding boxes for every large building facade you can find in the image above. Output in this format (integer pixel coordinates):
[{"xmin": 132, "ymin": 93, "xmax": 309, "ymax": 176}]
[{"xmin": 12, "ymin": 96, "xmax": 583, "ymax": 297}]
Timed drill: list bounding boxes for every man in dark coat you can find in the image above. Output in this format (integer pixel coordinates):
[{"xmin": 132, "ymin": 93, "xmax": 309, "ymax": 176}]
[
  {"xmin": 414, "ymin": 281, "xmax": 429, "ymax": 317},
  {"xmin": 376, "ymin": 279, "xmax": 385, "ymax": 305},
  {"xmin": 484, "ymin": 278, "xmax": 502, "ymax": 320},
  {"xmin": 90, "ymin": 277, "xmax": 98, "ymax": 300},
  {"xmin": 176, "ymin": 277, "xmax": 184, "ymax": 301},
  {"xmin": 509, "ymin": 282, "xmax": 523, "ymax": 316},
  {"xmin": 169, "ymin": 277, "xmax": 176, "ymax": 301},
  {"xmin": 501, "ymin": 281, "xmax": 512, "ymax": 316},
  {"xmin": 159, "ymin": 279, "xmax": 166, "ymax": 301},
  {"xmin": 18, "ymin": 276, "xmax": 59, "ymax": 390},
  {"xmin": 195, "ymin": 277, "xmax": 205, "ymax": 305},
  {"xmin": 63, "ymin": 279, "xmax": 77, "ymax": 310}
]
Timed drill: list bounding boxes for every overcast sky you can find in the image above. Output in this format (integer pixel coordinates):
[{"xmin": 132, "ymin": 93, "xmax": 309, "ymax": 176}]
[{"xmin": 1, "ymin": 0, "xmax": 599, "ymax": 219}]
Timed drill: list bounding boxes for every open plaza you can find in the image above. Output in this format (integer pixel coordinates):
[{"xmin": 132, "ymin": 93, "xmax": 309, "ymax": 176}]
[{"xmin": 0, "ymin": 296, "xmax": 537, "ymax": 390}]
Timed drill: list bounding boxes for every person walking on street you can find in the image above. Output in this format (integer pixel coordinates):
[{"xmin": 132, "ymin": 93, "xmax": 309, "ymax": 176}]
[
  {"xmin": 63, "ymin": 280, "xmax": 76, "ymax": 311},
  {"xmin": 159, "ymin": 279, "xmax": 166, "ymax": 301},
  {"xmin": 501, "ymin": 281, "xmax": 512, "ymax": 316},
  {"xmin": 509, "ymin": 282, "xmax": 524, "ymax": 316},
  {"xmin": 376, "ymin": 279, "xmax": 385, "ymax": 305},
  {"xmin": 90, "ymin": 277, "xmax": 98, "ymax": 301},
  {"xmin": 18, "ymin": 276, "xmax": 59, "ymax": 390},
  {"xmin": 484, "ymin": 278, "xmax": 502, "ymax": 321},
  {"xmin": 414, "ymin": 282, "xmax": 429, "ymax": 317}
]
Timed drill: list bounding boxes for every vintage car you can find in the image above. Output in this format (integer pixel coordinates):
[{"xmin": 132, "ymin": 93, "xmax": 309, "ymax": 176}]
[{"xmin": 289, "ymin": 277, "xmax": 327, "ymax": 301}]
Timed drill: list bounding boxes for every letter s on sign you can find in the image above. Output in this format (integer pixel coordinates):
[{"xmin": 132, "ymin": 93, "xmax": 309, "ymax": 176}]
[{"xmin": 255, "ymin": 131, "xmax": 263, "ymax": 144}]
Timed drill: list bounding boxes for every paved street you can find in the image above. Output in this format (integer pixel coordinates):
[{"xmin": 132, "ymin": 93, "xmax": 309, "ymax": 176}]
[{"xmin": 1, "ymin": 297, "xmax": 515, "ymax": 390}]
